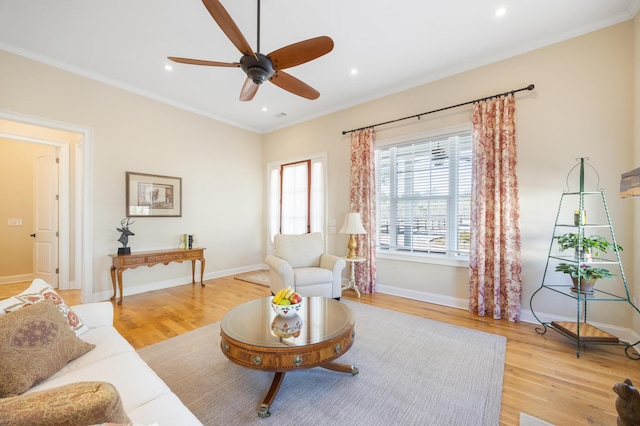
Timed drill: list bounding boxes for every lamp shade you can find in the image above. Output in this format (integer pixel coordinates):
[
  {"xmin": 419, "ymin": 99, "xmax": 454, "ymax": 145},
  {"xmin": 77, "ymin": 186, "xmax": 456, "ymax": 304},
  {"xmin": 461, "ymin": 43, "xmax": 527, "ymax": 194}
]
[{"xmin": 339, "ymin": 212, "xmax": 367, "ymax": 235}]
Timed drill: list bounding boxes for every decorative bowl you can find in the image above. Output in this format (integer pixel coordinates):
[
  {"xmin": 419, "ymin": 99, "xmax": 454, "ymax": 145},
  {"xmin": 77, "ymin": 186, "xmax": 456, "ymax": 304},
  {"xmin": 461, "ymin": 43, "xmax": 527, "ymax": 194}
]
[
  {"xmin": 271, "ymin": 315, "xmax": 303, "ymax": 338},
  {"xmin": 271, "ymin": 299, "xmax": 303, "ymax": 318}
]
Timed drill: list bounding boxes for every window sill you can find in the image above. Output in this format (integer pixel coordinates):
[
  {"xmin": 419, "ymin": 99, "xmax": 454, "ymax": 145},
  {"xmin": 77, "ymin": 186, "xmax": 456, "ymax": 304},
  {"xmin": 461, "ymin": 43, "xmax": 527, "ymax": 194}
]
[{"xmin": 376, "ymin": 250, "xmax": 469, "ymax": 268}]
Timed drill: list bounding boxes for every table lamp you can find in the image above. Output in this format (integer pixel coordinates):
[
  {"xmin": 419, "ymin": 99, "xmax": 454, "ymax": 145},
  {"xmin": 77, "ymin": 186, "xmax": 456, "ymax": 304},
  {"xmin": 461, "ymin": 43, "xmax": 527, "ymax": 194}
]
[{"xmin": 339, "ymin": 212, "xmax": 367, "ymax": 258}]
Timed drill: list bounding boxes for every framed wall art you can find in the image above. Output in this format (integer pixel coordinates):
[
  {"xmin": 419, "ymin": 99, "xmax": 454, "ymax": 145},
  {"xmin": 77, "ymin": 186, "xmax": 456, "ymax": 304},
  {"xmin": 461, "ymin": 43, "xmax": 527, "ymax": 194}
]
[{"xmin": 126, "ymin": 172, "xmax": 182, "ymax": 217}]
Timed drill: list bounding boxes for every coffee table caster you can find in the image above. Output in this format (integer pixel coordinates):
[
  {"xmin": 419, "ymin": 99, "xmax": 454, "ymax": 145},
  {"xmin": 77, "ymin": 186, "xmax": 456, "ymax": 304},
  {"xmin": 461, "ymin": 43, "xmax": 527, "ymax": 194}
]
[{"xmin": 258, "ymin": 404, "xmax": 270, "ymax": 418}]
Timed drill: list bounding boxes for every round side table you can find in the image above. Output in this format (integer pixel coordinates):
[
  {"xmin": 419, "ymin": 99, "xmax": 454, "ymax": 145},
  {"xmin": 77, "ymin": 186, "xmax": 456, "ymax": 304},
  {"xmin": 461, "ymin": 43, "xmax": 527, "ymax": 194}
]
[{"xmin": 341, "ymin": 256, "xmax": 365, "ymax": 298}]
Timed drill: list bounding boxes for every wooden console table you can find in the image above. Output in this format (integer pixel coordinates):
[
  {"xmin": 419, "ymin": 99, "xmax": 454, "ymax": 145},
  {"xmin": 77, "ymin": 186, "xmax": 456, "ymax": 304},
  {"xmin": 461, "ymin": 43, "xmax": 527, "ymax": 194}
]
[{"xmin": 109, "ymin": 248, "xmax": 206, "ymax": 305}]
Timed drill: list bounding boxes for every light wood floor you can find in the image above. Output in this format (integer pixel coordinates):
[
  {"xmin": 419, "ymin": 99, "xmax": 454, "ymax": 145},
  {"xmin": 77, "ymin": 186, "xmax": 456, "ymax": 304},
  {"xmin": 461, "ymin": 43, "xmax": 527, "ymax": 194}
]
[{"xmin": 2, "ymin": 276, "xmax": 638, "ymax": 426}]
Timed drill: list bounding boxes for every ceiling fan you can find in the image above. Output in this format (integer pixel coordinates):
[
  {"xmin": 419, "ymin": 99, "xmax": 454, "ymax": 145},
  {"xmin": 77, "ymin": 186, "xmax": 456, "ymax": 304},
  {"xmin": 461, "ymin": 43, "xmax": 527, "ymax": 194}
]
[{"xmin": 168, "ymin": 0, "xmax": 334, "ymax": 102}]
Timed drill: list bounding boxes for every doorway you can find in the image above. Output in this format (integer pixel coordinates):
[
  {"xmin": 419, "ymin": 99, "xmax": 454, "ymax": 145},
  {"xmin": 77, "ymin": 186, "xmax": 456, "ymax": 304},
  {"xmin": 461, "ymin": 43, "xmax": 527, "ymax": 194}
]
[{"xmin": 0, "ymin": 109, "xmax": 94, "ymax": 303}]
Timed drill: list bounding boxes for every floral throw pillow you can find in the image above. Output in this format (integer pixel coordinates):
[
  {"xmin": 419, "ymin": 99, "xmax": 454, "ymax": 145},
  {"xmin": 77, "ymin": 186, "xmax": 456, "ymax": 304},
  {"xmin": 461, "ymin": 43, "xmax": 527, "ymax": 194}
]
[{"xmin": 0, "ymin": 279, "xmax": 88, "ymax": 336}]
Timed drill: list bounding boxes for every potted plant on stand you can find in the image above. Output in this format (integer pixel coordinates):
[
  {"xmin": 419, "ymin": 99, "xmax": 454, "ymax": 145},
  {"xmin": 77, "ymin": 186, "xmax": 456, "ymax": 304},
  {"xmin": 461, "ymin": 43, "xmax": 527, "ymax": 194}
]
[
  {"xmin": 554, "ymin": 233, "xmax": 622, "ymax": 261},
  {"xmin": 555, "ymin": 263, "xmax": 615, "ymax": 294}
]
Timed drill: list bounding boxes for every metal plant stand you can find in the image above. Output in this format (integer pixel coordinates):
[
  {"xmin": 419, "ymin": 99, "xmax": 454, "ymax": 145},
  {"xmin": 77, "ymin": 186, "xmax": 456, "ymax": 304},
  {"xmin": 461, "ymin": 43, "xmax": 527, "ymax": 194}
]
[{"xmin": 529, "ymin": 158, "xmax": 640, "ymax": 360}]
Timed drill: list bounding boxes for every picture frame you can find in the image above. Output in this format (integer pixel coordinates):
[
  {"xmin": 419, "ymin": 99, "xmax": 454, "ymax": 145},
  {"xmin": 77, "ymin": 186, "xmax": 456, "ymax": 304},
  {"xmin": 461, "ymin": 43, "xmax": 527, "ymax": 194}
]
[{"xmin": 126, "ymin": 172, "xmax": 182, "ymax": 217}]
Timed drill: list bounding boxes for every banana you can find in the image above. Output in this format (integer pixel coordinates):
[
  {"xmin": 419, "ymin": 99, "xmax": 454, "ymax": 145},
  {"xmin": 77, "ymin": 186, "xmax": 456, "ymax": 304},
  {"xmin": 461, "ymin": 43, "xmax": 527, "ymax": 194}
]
[
  {"xmin": 284, "ymin": 287, "xmax": 295, "ymax": 300},
  {"xmin": 273, "ymin": 288, "xmax": 285, "ymax": 304},
  {"xmin": 273, "ymin": 287, "xmax": 291, "ymax": 304}
]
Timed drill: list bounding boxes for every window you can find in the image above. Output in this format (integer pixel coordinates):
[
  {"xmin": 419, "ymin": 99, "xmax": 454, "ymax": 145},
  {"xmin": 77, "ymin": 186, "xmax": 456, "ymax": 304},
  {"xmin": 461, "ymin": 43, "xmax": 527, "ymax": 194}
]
[
  {"xmin": 267, "ymin": 154, "xmax": 326, "ymax": 246},
  {"xmin": 375, "ymin": 125, "xmax": 471, "ymax": 258}
]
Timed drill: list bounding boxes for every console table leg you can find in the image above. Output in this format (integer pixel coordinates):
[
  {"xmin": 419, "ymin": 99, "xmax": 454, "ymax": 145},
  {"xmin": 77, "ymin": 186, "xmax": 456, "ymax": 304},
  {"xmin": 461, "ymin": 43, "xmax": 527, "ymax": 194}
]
[
  {"xmin": 116, "ymin": 269, "xmax": 124, "ymax": 305},
  {"xmin": 191, "ymin": 260, "xmax": 196, "ymax": 284},
  {"xmin": 259, "ymin": 372, "xmax": 285, "ymax": 418},
  {"xmin": 200, "ymin": 258, "xmax": 206, "ymax": 286},
  {"xmin": 110, "ymin": 267, "xmax": 117, "ymax": 302}
]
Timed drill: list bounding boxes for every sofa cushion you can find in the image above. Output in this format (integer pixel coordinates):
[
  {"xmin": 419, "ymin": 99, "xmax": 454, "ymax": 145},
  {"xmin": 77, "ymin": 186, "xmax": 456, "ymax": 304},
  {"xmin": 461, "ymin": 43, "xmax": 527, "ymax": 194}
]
[
  {"xmin": 0, "ymin": 381, "xmax": 130, "ymax": 426},
  {"xmin": 27, "ymin": 351, "xmax": 171, "ymax": 414},
  {"xmin": 0, "ymin": 300, "xmax": 95, "ymax": 398},
  {"xmin": 0, "ymin": 279, "xmax": 88, "ymax": 336}
]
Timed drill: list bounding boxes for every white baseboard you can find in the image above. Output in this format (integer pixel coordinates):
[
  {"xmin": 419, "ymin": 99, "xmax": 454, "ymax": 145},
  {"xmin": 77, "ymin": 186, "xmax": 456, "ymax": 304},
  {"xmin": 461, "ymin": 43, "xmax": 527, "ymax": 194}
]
[
  {"xmin": 92, "ymin": 263, "xmax": 266, "ymax": 302},
  {"xmin": 0, "ymin": 274, "xmax": 33, "ymax": 285},
  {"xmin": 376, "ymin": 282, "xmax": 640, "ymax": 354}
]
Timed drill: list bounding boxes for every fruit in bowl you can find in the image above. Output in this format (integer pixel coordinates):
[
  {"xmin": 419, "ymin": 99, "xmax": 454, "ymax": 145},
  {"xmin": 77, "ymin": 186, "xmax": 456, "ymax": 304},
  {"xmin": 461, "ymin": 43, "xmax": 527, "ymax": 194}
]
[{"xmin": 272, "ymin": 286, "xmax": 303, "ymax": 317}]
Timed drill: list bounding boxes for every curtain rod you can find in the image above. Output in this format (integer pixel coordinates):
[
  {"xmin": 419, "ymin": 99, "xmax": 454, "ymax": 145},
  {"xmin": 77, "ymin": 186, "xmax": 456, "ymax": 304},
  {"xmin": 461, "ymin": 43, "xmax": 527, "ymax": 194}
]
[{"xmin": 341, "ymin": 83, "xmax": 535, "ymax": 135}]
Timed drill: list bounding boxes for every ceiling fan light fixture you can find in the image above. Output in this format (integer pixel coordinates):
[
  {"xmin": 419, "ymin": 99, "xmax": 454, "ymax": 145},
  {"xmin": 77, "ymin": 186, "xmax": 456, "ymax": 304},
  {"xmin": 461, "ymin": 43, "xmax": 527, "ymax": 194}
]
[{"xmin": 240, "ymin": 53, "xmax": 275, "ymax": 85}]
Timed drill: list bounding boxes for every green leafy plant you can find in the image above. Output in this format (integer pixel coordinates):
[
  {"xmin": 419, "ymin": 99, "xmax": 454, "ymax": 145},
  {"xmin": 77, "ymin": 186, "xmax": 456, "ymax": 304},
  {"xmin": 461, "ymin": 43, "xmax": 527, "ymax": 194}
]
[
  {"xmin": 555, "ymin": 263, "xmax": 615, "ymax": 280},
  {"xmin": 554, "ymin": 233, "xmax": 622, "ymax": 256}
]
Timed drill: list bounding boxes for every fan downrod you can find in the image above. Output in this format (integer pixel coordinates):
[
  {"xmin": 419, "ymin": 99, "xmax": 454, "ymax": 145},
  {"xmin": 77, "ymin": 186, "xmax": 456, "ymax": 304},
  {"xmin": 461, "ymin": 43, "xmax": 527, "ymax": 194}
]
[{"xmin": 240, "ymin": 53, "xmax": 274, "ymax": 84}]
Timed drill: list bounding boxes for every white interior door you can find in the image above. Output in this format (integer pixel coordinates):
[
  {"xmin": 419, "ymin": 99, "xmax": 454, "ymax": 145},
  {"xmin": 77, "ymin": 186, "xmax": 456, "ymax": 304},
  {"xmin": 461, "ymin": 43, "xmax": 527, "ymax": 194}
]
[{"xmin": 33, "ymin": 149, "xmax": 59, "ymax": 286}]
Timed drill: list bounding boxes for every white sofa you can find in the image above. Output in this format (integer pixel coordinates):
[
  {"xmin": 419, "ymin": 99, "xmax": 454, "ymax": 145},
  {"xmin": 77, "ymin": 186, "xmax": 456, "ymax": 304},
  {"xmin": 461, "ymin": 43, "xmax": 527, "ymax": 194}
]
[{"xmin": 7, "ymin": 300, "xmax": 202, "ymax": 425}]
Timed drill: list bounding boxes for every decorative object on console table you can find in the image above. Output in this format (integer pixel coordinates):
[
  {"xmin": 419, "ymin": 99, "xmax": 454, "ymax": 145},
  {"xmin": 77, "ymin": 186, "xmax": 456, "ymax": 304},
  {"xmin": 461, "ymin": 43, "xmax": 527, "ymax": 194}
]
[
  {"xmin": 339, "ymin": 212, "xmax": 367, "ymax": 259},
  {"xmin": 126, "ymin": 171, "xmax": 182, "ymax": 217},
  {"xmin": 116, "ymin": 218, "xmax": 135, "ymax": 255},
  {"xmin": 179, "ymin": 234, "xmax": 197, "ymax": 249},
  {"xmin": 109, "ymin": 248, "xmax": 206, "ymax": 305}
]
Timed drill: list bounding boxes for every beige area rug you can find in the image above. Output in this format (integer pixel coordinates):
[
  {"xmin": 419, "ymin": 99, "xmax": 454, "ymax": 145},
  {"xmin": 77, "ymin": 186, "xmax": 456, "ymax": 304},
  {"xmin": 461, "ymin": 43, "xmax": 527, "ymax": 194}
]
[
  {"xmin": 520, "ymin": 412, "xmax": 554, "ymax": 426},
  {"xmin": 138, "ymin": 300, "xmax": 506, "ymax": 425},
  {"xmin": 234, "ymin": 270, "xmax": 270, "ymax": 287}
]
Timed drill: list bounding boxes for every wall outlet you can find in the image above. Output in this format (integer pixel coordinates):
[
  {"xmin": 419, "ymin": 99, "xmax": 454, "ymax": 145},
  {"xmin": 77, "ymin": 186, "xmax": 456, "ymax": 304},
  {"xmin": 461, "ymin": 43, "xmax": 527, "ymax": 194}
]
[{"xmin": 7, "ymin": 218, "xmax": 22, "ymax": 226}]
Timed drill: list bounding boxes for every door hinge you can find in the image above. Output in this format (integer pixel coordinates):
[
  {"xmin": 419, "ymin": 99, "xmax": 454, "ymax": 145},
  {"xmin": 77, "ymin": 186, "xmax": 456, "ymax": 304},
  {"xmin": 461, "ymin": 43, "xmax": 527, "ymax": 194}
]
[
  {"xmin": 55, "ymin": 194, "xmax": 59, "ymax": 201},
  {"xmin": 56, "ymin": 158, "xmax": 59, "ymax": 164},
  {"xmin": 55, "ymin": 268, "xmax": 59, "ymax": 274},
  {"xmin": 56, "ymin": 231, "xmax": 59, "ymax": 237}
]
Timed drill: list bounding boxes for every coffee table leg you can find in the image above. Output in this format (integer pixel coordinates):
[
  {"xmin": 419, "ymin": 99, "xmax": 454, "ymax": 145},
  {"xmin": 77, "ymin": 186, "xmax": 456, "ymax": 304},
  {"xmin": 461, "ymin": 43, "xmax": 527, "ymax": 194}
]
[
  {"xmin": 321, "ymin": 361, "xmax": 359, "ymax": 375},
  {"xmin": 258, "ymin": 372, "xmax": 286, "ymax": 418}
]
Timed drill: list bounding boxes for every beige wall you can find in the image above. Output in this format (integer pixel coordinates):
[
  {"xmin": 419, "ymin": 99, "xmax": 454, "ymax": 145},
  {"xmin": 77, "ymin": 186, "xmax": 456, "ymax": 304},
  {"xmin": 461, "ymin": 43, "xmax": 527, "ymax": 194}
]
[
  {"xmin": 264, "ymin": 21, "xmax": 637, "ymax": 328},
  {"xmin": 0, "ymin": 18, "xmax": 638, "ymax": 333},
  {"xmin": 0, "ymin": 49, "xmax": 264, "ymax": 300}
]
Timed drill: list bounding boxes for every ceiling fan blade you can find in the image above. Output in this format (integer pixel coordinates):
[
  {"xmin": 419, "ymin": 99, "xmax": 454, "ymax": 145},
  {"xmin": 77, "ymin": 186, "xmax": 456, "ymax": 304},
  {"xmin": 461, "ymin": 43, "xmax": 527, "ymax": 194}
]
[
  {"xmin": 202, "ymin": 0, "xmax": 257, "ymax": 60},
  {"xmin": 267, "ymin": 36, "xmax": 334, "ymax": 70},
  {"xmin": 168, "ymin": 57, "xmax": 240, "ymax": 67},
  {"xmin": 269, "ymin": 71, "xmax": 320, "ymax": 100},
  {"xmin": 239, "ymin": 78, "xmax": 259, "ymax": 101}
]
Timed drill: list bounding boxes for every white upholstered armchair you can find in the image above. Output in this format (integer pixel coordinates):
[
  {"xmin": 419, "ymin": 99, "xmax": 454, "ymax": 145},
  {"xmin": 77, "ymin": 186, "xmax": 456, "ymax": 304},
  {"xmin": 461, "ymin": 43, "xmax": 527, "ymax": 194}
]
[{"xmin": 265, "ymin": 233, "xmax": 346, "ymax": 299}]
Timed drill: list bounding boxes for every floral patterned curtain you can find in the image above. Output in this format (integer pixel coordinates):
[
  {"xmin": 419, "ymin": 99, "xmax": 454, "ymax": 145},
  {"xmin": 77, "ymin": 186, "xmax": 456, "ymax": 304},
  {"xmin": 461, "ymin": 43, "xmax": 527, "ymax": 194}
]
[
  {"xmin": 469, "ymin": 95, "xmax": 522, "ymax": 322},
  {"xmin": 349, "ymin": 128, "xmax": 377, "ymax": 294}
]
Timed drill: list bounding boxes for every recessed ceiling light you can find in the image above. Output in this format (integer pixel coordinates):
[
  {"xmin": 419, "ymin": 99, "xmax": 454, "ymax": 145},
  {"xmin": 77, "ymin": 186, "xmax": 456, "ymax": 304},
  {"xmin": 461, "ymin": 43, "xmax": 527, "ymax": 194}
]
[
  {"xmin": 164, "ymin": 64, "xmax": 173, "ymax": 71},
  {"xmin": 495, "ymin": 7, "xmax": 507, "ymax": 17},
  {"xmin": 350, "ymin": 68, "xmax": 358, "ymax": 76},
  {"xmin": 262, "ymin": 107, "xmax": 268, "ymax": 112}
]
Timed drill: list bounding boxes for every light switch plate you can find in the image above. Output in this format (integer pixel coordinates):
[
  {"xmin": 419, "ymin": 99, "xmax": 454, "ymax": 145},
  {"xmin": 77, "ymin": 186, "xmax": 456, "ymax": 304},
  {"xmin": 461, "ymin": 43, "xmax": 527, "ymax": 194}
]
[{"xmin": 8, "ymin": 218, "xmax": 22, "ymax": 226}]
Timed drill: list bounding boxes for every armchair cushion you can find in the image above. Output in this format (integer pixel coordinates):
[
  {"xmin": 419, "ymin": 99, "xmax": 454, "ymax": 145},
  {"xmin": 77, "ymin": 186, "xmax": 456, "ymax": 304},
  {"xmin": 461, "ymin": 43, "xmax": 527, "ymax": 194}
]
[
  {"xmin": 274, "ymin": 232, "xmax": 324, "ymax": 268},
  {"xmin": 267, "ymin": 233, "xmax": 346, "ymax": 299}
]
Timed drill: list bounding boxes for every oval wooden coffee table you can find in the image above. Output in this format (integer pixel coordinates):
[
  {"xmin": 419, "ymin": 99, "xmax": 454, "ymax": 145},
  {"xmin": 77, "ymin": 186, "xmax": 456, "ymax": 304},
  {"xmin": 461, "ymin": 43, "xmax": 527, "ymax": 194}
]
[{"xmin": 220, "ymin": 296, "xmax": 359, "ymax": 418}]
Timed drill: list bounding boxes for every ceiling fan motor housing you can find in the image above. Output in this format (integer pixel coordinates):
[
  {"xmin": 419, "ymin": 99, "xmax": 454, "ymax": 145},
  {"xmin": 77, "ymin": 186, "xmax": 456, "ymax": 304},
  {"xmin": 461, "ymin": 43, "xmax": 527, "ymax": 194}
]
[{"xmin": 240, "ymin": 53, "xmax": 275, "ymax": 84}]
